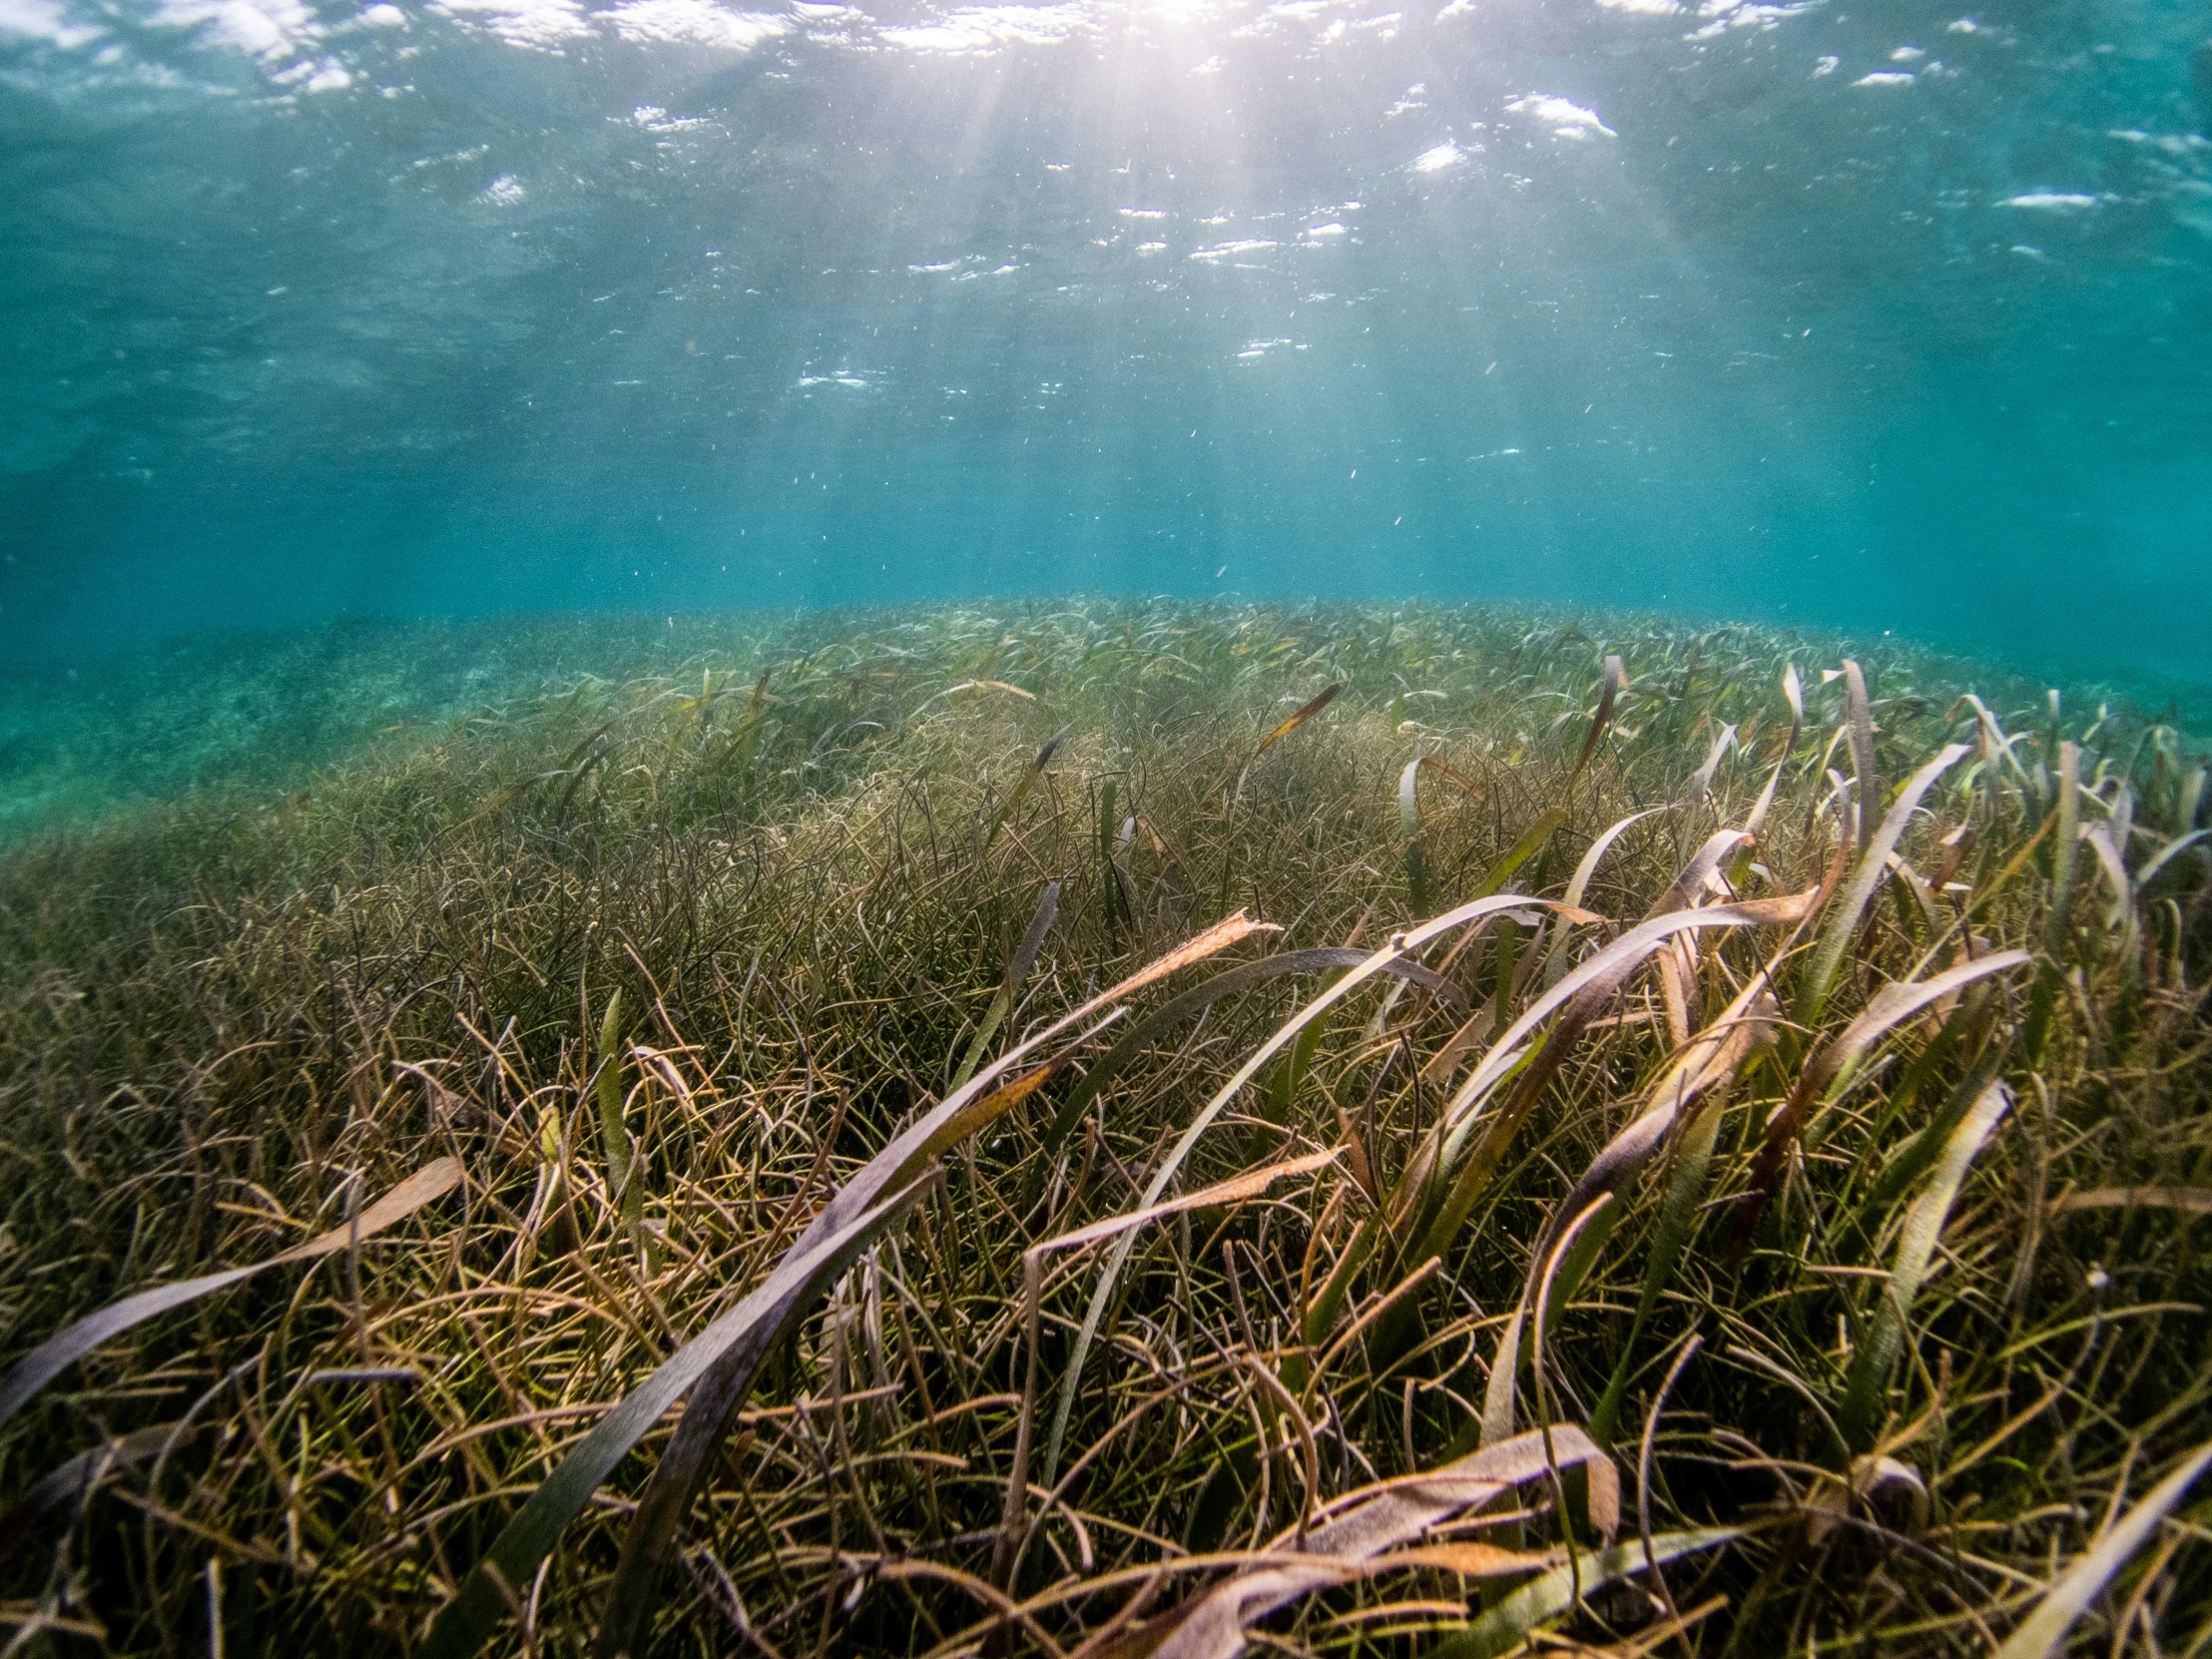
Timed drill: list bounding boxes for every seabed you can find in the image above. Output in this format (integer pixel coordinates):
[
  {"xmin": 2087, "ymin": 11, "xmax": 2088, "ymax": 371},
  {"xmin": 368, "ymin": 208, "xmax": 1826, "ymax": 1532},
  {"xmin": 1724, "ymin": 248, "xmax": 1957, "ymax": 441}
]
[{"xmin": 1, "ymin": 598, "xmax": 2207, "ymax": 1657}]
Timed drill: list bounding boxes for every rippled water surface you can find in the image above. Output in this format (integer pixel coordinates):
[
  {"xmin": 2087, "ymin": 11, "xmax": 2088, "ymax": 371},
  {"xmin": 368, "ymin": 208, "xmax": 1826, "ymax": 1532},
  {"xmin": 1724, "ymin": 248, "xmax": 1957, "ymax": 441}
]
[{"xmin": 3, "ymin": 0, "xmax": 2208, "ymax": 679}]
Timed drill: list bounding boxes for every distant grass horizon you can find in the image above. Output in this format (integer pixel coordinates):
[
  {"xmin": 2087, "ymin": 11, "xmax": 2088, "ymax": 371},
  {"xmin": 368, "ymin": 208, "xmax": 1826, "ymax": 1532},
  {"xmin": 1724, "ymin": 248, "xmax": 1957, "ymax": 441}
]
[{"xmin": 4, "ymin": 598, "xmax": 2206, "ymax": 847}]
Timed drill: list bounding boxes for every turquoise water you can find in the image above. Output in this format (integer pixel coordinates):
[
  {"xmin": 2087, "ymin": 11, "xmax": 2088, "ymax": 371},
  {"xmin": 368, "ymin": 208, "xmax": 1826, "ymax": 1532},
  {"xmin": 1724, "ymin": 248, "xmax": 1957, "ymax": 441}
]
[{"xmin": 2, "ymin": 0, "xmax": 2208, "ymax": 681}]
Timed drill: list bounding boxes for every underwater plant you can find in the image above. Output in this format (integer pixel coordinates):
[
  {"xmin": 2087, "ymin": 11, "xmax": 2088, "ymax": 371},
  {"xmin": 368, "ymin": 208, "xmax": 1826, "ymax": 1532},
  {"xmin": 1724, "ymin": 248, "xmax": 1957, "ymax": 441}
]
[{"xmin": 1, "ymin": 598, "xmax": 2207, "ymax": 1659}]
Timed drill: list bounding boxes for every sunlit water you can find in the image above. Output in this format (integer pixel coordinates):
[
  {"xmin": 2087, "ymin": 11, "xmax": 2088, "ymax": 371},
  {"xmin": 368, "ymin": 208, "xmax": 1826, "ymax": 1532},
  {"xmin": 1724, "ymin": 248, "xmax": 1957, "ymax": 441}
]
[{"xmin": 2, "ymin": 0, "xmax": 2208, "ymax": 684}]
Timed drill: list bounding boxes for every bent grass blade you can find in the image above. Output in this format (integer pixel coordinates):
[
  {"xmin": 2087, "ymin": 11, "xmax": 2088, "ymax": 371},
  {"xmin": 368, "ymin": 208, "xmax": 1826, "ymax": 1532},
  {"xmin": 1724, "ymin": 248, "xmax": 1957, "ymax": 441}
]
[
  {"xmin": 1731, "ymin": 947, "xmax": 2030, "ymax": 1256},
  {"xmin": 580, "ymin": 914, "xmax": 1276, "ymax": 1659},
  {"xmin": 1042, "ymin": 893, "xmax": 1597, "ymax": 1487},
  {"xmin": 980, "ymin": 725, "xmax": 1072, "ymax": 855},
  {"xmin": 1538, "ymin": 806, "xmax": 1669, "ymax": 988},
  {"xmin": 1402, "ymin": 758, "xmax": 1432, "ymax": 917},
  {"xmin": 951, "ymin": 879, "xmax": 1061, "ymax": 1091},
  {"xmin": 1305, "ymin": 897, "xmax": 1809, "ymax": 1375},
  {"xmin": 1529, "ymin": 983, "xmax": 1780, "ymax": 1444},
  {"xmin": 1570, "ymin": 654, "xmax": 1627, "ymax": 783},
  {"xmin": 1795, "ymin": 742, "xmax": 1971, "ymax": 1033},
  {"xmin": 1992, "ymin": 1442, "xmax": 2212, "ymax": 1659},
  {"xmin": 1836, "ymin": 1079, "xmax": 2012, "ymax": 1451},
  {"xmin": 428, "ymin": 1173, "xmax": 943, "ymax": 1659},
  {"xmin": 1835, "ymin": 659, "xmax": 1878, "ymax": 850},
  {"xmin": 1425, "ymin": 1527, "xmax": 1743, "ymax": 1659},
  {"xmin": 1035, "ymin": 946, "xmax": 1462, "ymax": 1175},
  {"xmin": 2050, "ymin": 1186, "xmax": 2212, "ymax": 1216},
  {"xmin": 2024, "ymin": 741, "xmax": 2081, "ymax": 1062},
  {"xmin": 1151, "ymin": 1425, "xmax": 1618, "ymax": 1659},
  {"xmin": 1404, "ymin": 895, "xmax": 1818, "ymax": 1279},
  {"xmin": 1234, "ymin": 684, "xmax": 1344, "ymax": 805},
  {"xmin": 0, "ymin": 1157, "xmax": 463, "ymax": 1431},
  {"xmin": 996, "ymin": 1150, "xmax": 1342, "ymax": 1592}
]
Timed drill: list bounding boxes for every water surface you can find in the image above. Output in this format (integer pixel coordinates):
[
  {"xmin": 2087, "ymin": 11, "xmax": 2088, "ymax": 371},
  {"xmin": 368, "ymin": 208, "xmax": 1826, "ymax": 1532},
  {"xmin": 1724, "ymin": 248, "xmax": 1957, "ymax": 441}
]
[{"xmin": 2, "ymin": 0, "xmax": 2208, "ymax": 683}]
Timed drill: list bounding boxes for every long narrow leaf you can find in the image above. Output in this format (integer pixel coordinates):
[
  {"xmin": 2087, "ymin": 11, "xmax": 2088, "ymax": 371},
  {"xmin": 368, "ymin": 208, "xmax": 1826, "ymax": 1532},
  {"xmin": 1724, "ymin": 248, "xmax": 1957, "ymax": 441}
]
[
  {"xmin": 2051, "ymin": 1187, "xmax": 2212, "ymax": 1216},
  {"xmin": 1539, "ymin": 807, "xmax": 1669, "ymax": 989},
  {"xmin": 1571, "ymin": 654, "xmax": 1627, "ymax": 780},
  {"xmin": 1732, "ymin": 949, "xmax": 2029, "ymax": 1254},
  {"xmin": 431, "ymin": 1173, "xmax": 940, "ymax": 1659},
  {"xmin": 1992, "ymin": 1443, "xmax": 2212, "ymax": 1659},
  {"xmin": 1521, "ymin": 984, "xmax": 1780, "ymax": 1440},
  {"xmin": 0, "ymin": 1157, "xmax": 462, "ymax": 1430},
  {"xmin": 1438, "ymin": 894, "xmax": 1816, "ymax": 1171},
  {"xmin": 1408, "ymin": 896, "xmax": 1817, "ymax": 1272},
  {"xmin": 2024, "ymin": 742, "xmax": 2082, "ymax": 1063},
  {"xmin": 583, "ymin": 915, "xmax": 1277, "ymax": 1658},
  {"xmin": 1402, "ymin": 758, "xmax": 1433, "ymax": 917},
  {"xmin": 951, "ymin": 879, "xmax": 1061, "ymax": 1090},
  {"xmin": 1796, "ymin": 743, "xmax": 1970, "ymax": 1031},
  {"xmin": 1038, "ymin": 947, "xmax": 1463, "ymax": 1169},
  {"xmin": 1256, "ymin": 684, "xmax": 1342, "ymax": 758},
  {"xmin": 1426, "ymin": 1528, "xmax": 1742, "ymax": 1659},
  {"xmin": 980, "ymin": 725, "xmax": 1071, "ymax": 854},
  {"xmin": 1842, "ymin": 659, "xmax": 1878, "ymax": 850},
  {"xmin": 1838, "ymin": 1079, "xmax": 2012, "ymax": 1450},
  {"xmin": 1473, "ymin": 810, "xmax": 1567, "ymax": 901},
  {"xmin": 1041, "ymin": 894, "xmax": 1594, "ymax": 1487},
  {"xmin": 1151, "ymin": 1425, "xmax": 1618, "ymax": 1659}
]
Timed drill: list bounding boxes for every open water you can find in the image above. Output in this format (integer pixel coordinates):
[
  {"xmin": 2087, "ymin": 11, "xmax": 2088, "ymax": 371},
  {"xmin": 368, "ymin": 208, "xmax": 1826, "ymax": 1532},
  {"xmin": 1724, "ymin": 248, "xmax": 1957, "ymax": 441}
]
[{"xmin": 2, "ymin": 0, "xmax": 2208, "ymax": 682}]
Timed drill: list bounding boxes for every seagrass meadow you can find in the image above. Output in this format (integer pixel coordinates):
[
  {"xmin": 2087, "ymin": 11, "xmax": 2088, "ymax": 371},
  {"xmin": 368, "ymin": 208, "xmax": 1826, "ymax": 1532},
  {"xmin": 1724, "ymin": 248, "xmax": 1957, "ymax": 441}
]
[{"xmin": 1, "ymin": 599, "xmax": 2209, "ymax": 1659}]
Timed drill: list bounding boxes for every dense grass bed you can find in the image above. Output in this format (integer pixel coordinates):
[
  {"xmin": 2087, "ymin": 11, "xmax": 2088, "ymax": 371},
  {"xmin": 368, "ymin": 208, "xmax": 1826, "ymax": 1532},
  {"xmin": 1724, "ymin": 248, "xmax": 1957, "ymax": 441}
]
[{"xmin": 1, "ymin": 599, "xmax": 2208, "ymax": 1659}]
